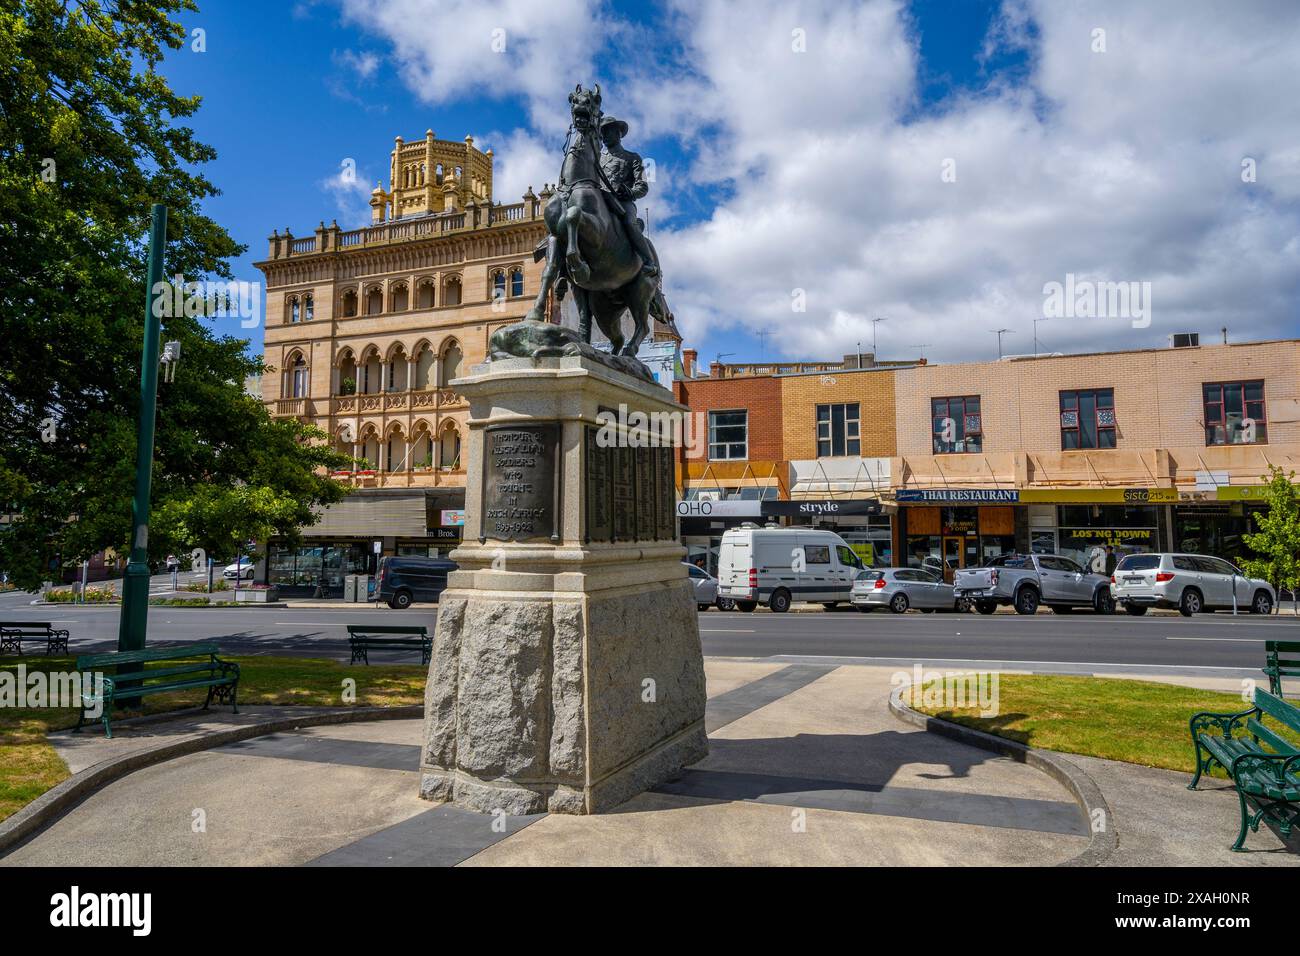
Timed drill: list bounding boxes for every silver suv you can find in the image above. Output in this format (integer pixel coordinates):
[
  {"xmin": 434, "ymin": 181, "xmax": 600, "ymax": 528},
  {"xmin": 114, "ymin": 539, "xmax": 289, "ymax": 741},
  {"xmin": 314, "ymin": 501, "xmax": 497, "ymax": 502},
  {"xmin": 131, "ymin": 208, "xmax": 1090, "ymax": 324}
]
[{"xmin": 1110, "ymin": 553, "xmax": 1275, "ymax": 616}]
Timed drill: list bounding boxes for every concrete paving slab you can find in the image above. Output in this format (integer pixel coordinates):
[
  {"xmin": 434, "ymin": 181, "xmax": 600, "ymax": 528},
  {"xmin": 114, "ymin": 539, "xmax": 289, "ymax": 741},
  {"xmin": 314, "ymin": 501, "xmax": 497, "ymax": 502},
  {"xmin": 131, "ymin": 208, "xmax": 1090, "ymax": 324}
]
[
  {"xmin": 1, "ymin": 749, "xmax": 428, "ymax": 866},
  {"xmin": 48, "ymin": 705, "xmax": 352, "ymax": 775},
  {"xmin": 1065, "ymin": 754, "xmax": 1300, "ymax": 866},
  {"xmin": 462, "ymin": 791, "xmax": 1087, "ymax": 866},
  {"xmin": 700, "ymin": 659, "xmax": 786, "ymax": 698}
]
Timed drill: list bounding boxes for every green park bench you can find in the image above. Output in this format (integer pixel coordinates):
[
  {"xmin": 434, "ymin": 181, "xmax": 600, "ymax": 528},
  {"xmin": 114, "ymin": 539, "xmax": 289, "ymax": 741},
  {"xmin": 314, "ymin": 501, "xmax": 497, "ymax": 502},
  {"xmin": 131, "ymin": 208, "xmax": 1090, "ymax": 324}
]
[
  {"xmin": 1188, "ymin": 686, "xmax": 1300, "ymax": 851},
  {"xmin": 1263, "ymin": 640, "xmax": 1300, "ymax": 697},
  {"xmin": 0, "ymin": 621, "xmax": 70, "ymax": 656},
  {"xmin": 346, "ymin": 624, "xmax": 431, "ymax": 666},
  {"xmin": 74, "ymin": 642, "xmax": 240, "ymax": 739}
]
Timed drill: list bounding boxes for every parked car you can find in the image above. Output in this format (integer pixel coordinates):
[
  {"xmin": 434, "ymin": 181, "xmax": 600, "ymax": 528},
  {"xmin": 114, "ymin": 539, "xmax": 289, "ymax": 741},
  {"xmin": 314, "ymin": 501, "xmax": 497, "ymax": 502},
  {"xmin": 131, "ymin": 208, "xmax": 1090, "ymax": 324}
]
[
  {"xmin": 953, "ymin": 553, "xmax": 1114, "ymax": 615},
  {"xmin": 717, "ymin": 526, "xmax": 865, "ymax": 613},
  {"xmin": 222, "ymin": 560, "xmax": 255, "ymax": 580},
  {"xmin": 852, "ymin": 567, "xmax": 968, "ymax": 614},
  {"xmin": 375, "ymin": 556, "xmax": 458, "ymax": 609},
  {"xmin": 1110, "ymin": 552, "xmax": 1275, "ymax": 616},
  {"xmin": 685, "ymin": 562, "xmax": 719, "ymax": 610}
]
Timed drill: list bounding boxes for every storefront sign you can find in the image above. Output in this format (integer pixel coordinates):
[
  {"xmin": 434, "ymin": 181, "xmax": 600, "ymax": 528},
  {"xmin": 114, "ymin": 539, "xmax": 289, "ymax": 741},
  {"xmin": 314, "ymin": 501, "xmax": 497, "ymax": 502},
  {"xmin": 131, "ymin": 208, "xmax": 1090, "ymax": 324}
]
[
  {"xmin": 762, "ymin": 499, "xmax": 882, "ymax": 516},
  {"xmin": 440, "ymin": 509, "xmax": 466, "ymax": 526},
  {"xmin": 675, "ymin": 499, "xmax": 762, "ymax": 518},
  {"xmin": 895, "ymin": 489, "xmax": 1019, "ymax": 503},
  {"xmin": 1214, "ymin": 485, "xmax": 1272, "ymax": 502},
  {"xmin": 1020, "ymin": 488, "xmax": 1176, "ymax": 504}
]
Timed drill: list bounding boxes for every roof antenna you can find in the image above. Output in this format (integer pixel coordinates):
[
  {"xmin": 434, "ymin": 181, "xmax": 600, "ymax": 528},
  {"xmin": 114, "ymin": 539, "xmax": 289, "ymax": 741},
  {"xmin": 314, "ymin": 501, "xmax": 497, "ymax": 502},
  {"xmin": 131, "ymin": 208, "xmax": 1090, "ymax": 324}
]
[{"xmin": 1221, "ymin": 326, "xmax": 1228, "ymax": 344}]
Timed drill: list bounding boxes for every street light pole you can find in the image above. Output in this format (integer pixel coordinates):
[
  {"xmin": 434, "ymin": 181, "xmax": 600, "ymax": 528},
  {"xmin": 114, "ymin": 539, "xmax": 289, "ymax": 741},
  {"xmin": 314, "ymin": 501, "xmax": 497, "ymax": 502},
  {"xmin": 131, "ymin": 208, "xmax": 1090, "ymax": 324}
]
[{"xmin": 117, "ymin": 203, "xmax": 168, "ymax": 662}]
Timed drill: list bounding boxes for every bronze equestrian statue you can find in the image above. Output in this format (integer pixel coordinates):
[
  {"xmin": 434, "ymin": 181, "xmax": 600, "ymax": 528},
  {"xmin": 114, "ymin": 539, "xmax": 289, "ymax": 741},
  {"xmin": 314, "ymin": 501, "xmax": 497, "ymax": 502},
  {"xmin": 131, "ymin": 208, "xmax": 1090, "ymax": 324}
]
[{"xmin": 501, "ymin": 84, "xmax": 671, "ymax": 366}]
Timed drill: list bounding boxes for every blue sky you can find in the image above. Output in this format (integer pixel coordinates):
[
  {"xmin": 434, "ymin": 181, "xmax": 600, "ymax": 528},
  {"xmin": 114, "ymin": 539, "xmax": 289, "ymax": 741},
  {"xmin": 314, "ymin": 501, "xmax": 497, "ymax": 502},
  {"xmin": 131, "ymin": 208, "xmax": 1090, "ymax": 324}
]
[{"xmin": 163, "ymin": 0, "xmax": 1300, "ymax": 364}]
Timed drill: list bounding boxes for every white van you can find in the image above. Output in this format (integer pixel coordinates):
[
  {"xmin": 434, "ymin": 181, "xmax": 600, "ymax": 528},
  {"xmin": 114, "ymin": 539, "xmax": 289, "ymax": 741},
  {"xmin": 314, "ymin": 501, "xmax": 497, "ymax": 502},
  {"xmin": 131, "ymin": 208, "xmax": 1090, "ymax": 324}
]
[{"xmin": 717, "ymin": 526, "xmax": 866, "ymax": 613}]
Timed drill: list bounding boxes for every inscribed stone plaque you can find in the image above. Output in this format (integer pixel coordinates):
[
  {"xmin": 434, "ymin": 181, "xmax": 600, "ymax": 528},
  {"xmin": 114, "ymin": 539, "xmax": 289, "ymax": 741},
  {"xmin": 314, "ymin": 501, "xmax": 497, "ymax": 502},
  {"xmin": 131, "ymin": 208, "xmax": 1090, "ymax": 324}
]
[
  {"xmin": 612, "ymin": 446, "xmax": 635, "ymax": 541},
  {"xmin": 634, "ymin": 446, "xmax": 655, "ymax": 541},
  {"xmin": 584, "ymin": 426, "xmax": 613, "ymax": 543},
  {"xmin": 657, "ymin": 445, "xmax": 676, "ymax": 540},
  {"xmin": 482, "ymin": 424, "xmax": 559, "ymax": 541}
]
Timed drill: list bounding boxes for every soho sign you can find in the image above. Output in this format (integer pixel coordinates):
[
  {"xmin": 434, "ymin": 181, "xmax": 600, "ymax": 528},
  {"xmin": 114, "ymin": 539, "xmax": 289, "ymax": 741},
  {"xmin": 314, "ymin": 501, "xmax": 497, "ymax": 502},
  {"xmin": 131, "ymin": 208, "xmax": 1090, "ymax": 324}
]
[{"xmin": 676, "ymin": 500, "xmax": 761, "ymax": 518}]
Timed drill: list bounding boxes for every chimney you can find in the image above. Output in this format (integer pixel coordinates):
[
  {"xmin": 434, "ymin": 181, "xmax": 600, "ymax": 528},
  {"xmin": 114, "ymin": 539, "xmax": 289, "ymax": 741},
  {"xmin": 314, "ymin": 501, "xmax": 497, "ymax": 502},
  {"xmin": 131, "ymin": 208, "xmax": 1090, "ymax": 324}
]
[
  {"xmin": 709, "ymin": 361, "xmax": 723, "ymax": 378},
  {"xmin": 682, "ymin": 348, "xmax": 697, "ymax": 378}
]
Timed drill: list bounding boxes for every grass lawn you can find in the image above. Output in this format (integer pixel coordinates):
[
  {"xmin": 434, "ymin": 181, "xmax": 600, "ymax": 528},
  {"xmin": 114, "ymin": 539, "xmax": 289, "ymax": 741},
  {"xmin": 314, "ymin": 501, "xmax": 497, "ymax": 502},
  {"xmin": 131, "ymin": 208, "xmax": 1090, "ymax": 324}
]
[
  {"xmin": 0, "ymin": 654, "xmax": 427, "ymax": 824},
  {"xmin": 911, "ymin": 674, "xmax": 1299, "ymax": 775}
]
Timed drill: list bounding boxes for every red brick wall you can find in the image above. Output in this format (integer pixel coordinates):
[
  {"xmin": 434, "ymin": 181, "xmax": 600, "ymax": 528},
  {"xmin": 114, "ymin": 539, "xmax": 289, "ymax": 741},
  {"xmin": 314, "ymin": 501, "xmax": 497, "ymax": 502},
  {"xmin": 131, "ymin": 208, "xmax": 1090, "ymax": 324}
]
[{"xmin": 675, "ymin": 375, "xmax": 784, "ymax": 462}]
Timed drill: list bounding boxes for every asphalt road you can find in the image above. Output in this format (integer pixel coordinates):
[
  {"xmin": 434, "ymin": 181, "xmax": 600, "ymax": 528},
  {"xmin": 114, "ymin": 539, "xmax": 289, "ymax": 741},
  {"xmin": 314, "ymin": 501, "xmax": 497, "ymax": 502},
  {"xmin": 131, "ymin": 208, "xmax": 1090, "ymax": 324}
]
[{"xmin": 2, "ymin": 587, "xmax": 1297, "ymax": 672}]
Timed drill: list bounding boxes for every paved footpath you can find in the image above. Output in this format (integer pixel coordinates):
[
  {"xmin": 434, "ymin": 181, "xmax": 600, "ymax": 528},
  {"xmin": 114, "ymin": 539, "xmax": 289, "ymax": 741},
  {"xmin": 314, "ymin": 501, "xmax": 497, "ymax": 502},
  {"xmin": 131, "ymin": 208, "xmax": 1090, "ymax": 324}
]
[{"xmin": 2, "ymin": 662, "xmax": 1296, "ymax": 866}]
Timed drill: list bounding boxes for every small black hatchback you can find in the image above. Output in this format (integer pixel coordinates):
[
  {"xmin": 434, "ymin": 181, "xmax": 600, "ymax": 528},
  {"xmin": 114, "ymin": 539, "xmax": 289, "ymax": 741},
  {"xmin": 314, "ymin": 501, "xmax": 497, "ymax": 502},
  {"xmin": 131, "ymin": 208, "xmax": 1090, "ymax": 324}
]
[{"xmin": 374, "ymin": 556, "xmax": 458, "ymax": 609}]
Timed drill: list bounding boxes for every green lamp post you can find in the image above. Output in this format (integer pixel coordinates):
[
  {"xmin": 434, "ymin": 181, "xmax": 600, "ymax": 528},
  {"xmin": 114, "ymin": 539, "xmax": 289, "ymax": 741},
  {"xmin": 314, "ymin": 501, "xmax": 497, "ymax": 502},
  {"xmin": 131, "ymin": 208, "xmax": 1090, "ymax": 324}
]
[{"xmin": 116, "ymin": 204, "xmax": 168, "ymax": 680}]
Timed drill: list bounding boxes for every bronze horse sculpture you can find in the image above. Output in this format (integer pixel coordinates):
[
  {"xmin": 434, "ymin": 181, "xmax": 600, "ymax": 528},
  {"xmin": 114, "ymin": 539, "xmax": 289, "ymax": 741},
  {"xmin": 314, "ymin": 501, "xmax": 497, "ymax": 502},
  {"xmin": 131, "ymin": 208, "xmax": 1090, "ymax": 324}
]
[{"xmin": 521, "ymin": 84, "xmax": 668, "ymax": 358}]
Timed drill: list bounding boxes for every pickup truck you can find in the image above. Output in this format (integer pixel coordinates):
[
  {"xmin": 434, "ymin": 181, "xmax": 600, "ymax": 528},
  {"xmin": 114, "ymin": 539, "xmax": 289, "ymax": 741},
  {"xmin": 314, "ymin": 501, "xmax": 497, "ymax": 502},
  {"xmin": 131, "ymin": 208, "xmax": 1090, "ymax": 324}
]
[{"xmin": 953, "ymin": 553, "xmax": 1115, "ymax": 615}]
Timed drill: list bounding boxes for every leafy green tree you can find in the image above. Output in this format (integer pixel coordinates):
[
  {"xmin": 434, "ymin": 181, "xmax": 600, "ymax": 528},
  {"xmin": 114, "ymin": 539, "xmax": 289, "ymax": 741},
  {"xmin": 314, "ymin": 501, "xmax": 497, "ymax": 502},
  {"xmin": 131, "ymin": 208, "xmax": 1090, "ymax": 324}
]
[
  {"xmin": 0, "ymin": 0, "xmax": 350, "ymax": 588},
  {"xmin": 1241, "ymin": 465, "xmax": 1300, "ymax": 615}
]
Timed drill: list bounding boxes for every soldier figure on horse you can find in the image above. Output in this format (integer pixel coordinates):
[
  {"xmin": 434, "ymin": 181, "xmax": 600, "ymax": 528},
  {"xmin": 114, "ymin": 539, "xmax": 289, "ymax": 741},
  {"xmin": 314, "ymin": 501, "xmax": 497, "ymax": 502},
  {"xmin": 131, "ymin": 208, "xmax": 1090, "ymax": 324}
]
[{"xmin": 519, "ymin": 84, "xmax": 671, "ymax": 359}]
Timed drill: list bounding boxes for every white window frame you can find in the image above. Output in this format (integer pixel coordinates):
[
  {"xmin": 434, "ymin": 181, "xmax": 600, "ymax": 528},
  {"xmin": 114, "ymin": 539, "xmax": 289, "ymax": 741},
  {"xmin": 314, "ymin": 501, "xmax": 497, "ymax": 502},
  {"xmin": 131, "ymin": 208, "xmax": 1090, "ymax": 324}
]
[{"xmin": 708, "ymin": 409, "xmax": 748, "ymax": 461}]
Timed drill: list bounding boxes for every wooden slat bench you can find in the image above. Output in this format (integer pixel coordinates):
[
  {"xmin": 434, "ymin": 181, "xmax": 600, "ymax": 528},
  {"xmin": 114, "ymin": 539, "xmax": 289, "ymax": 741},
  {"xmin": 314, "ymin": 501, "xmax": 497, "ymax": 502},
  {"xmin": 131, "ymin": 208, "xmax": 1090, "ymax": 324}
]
[
  {"xmin": 346, "ymin": 624, "xmax": 431, "ymax": 666},
  {"xmin": 74, "ymin": 642, "xmax": 240, "ymax": 738},
  {"xmin": 0, "ymin": 621, "xmax": 70, "ymax": 656},
  {"xmin": 1263, "ymin": 640, "xmax": 1300, "ymax": 696},
  {"xmin": 1188, "ymin": 687, "xmax": 1300, "ymax": 851}
]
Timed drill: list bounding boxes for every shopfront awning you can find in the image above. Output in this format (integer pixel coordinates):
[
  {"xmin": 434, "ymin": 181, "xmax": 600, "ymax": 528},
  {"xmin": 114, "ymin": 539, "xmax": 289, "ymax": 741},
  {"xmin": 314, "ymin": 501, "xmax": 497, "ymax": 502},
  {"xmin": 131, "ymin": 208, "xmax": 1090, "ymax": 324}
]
[
  {"xmin": 788, "ymin": 458, "xmax": 890, "ymax": 498},
  {"xmin": 310, "ymin": 490, "xmax": 433, "ymax": 537}
]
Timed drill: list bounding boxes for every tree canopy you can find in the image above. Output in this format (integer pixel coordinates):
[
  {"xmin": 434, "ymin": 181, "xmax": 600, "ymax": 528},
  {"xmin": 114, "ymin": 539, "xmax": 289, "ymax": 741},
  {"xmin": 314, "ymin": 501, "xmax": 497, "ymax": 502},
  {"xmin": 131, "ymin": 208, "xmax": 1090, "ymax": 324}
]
[
  {"xmin": 1241, "ymin": 464, "xmax": 1300, "ymax": 612},
  {"xmin": 0, "ymin": 0, "xmax": 350, "ymax": 588}
]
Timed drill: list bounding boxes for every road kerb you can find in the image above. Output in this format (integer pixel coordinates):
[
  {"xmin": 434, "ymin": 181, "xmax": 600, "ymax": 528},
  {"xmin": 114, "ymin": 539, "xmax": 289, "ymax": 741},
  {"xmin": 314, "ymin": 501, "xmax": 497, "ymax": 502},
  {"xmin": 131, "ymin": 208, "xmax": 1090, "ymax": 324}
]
[{"xmin": 888, "ymin": 684, "xmax": 1117, "ymax": 867}]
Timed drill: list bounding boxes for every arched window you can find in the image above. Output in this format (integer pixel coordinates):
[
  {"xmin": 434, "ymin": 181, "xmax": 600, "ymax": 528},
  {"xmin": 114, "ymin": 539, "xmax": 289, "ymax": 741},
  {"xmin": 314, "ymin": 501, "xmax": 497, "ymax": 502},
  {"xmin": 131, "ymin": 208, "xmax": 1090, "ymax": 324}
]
[
  {"xmin": 492, "ymin": 270, "xmax": 506, "ymax": 301},
  {"xmin": 417, "ymin": 280, "xmax": 435, "ymax": 309},
  {"xmin": 443, "ymin": 276, "xmax": 462, "ymax": 307},
  {"xmin": 391, "ymin": 284, "xmax": 408, "ymax": 312},
  {"xmin": 304, "ymin": 294, "xmax": 314, "ymax": 321},
  {"xmin": 341, "ymin": 290, "xmax": 357, "ymax": 318},
  {"xmin": 289, "ymin": 297, "xmax": 300, "ymax": 323},
  {"xmin": 509, "ymin": 268, "xmax": 524, "ymax": 298},
  {"xmin": 440, "ymin": 343, "xmax": 462, "ymax": 384},
  {"xmin": 365, "ymin": 287, "xmax": 383, "ymax": 315},
  {"xmin": 439, "ymin": 425, "xmax": 461, "ymax": 470},
  {"xmin": 289, "ymin": 352, "xmax": 309, "ymax": 398}
]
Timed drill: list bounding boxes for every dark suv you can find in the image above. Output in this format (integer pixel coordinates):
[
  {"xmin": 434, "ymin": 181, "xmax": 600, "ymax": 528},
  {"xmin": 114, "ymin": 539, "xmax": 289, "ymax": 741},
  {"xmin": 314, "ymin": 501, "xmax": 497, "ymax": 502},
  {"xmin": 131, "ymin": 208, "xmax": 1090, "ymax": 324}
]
[{"xmin": 375, "ymin": 556, "xmax": 457, "ymax": 609}]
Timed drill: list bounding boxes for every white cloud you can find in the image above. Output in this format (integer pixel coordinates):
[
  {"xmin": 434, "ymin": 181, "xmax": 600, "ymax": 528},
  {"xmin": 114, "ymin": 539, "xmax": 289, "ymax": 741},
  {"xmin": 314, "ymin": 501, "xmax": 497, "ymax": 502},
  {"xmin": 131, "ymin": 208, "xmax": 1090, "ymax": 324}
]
[
  {"xmin": 336, "ymin": 0, "xmax": 606, "ymax": 134},
  {"xmin": 333, "ymin": 0, "xmax": 1300, "ymax": 361},
  {"xmin": 333, "ymin": 49, "xmax": 381, "ymax": 81},
  {"xmin": 320, "ymin": 159, "xmax": 377, "ymax": 227}
]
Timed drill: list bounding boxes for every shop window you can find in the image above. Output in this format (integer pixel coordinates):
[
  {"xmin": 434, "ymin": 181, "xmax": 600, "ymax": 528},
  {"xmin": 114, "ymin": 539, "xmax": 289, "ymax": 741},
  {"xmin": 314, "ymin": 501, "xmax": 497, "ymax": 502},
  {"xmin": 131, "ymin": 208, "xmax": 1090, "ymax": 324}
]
[
  {"xmin": 1060, "ymin": 389, "xmax": 1116, "ymax": 449},
  {"xmin": 816, "ymin": 403, "xmax": 860, "ymax": 457},
  {"xmin": 1203, "ymin": 380, "xmax": 1267, "ymax": 445},
  {"xmin": 708, "ymin": 410, "xmax": 747, "ymax": 460},
  {"xmin": 932, "ymin": 396, "xmax": 982, "ymax": 453}
]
